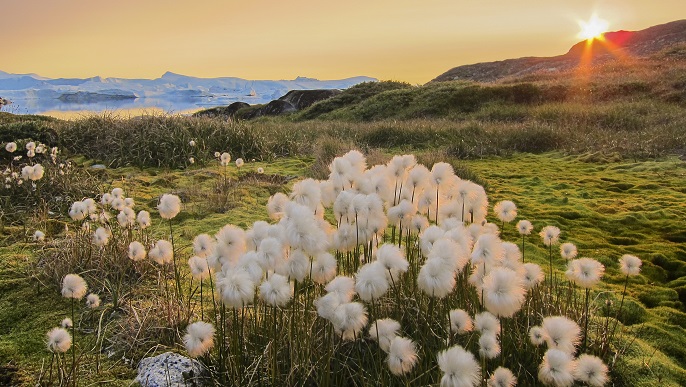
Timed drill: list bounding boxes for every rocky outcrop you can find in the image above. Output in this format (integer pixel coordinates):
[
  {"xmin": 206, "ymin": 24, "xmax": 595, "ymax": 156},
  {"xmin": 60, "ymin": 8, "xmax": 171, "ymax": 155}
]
[
  {"xmin": 433, "ymin": 19, "xmax": 686, "ymax": 83},
  {"xmin": 135, "ymin": 352, "xmax": 206, "ymax": 387},
  {"xmin": 278, "ymin": 89, "xmax": 341, "ymax": 110},
  {"xmin": 192, "ymin": 101, "xmax": 250, "ymax": 118},
  {"xmin": 194, "ymin": 89, "xmax": 341, "ymax": 119}
]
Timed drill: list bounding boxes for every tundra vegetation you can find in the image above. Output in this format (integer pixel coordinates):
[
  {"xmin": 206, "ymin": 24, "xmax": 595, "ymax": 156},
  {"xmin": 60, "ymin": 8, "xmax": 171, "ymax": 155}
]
[{"xmin": 0, "ymin": 49, "xmax": 685, "ymax": 386}]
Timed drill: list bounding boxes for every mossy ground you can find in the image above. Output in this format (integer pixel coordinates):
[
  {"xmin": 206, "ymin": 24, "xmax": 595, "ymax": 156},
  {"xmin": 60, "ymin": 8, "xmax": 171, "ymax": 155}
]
[{"xmin": 1, "ymin": 151, "xmax": 685, "ymax": 385}]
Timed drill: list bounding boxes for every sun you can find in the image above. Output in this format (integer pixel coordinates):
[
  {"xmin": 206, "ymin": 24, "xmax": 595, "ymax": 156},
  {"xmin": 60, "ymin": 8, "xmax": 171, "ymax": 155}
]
[{"xmin": 577, "ymin": 14, "xmax": 609, "ymax": 40}]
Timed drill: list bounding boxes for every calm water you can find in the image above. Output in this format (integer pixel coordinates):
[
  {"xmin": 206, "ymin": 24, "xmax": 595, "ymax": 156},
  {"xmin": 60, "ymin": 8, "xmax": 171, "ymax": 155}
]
[{"xmin": 0, "ymin": 96, "xmax": 269, "ymax": 119}]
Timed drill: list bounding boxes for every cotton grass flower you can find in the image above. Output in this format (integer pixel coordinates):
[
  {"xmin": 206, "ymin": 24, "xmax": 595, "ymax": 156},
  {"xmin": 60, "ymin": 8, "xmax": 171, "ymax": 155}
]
[
  {"xmin": 183, "ymin": 321, "xmax": 215, "ymax": 357},
  {"xmin": 560, "ymin": 243, "xmax": 577, "ymax": 260},
  {"xmin": 529, "ymin": 326, "xmax": 545, "ymax": 346},
  {"xmin": 449, "ymin": 309, "xmax": 473, "ymax": 334},
  {"xmin": 86, "ymin": 293, "xmax": 101, "ymax": 308},
  {"xmin": 69, "ymin": 201, "xmax": 88, "ymax": 221},
  {"xmin": 315, "ymin": 292, "xmax": 342, "ymax": 321},
  {"xmin": 538, "ymin": 349, "xmax": 575, "ymax": 387},
  {"xmin": 62, "ymin": 274, "xmax": 88, "ymax": 299},
  {"xmin": 354, "ymin": 261, "xmax": 389, "ymax": 302},
  {"xmin": 522, "ymin": 263, "xmax": 544, "ymax": 290},
  {"xmin": 188, "ymin": 256, "xmax": 210, "ymax": 280},
  {"xmin": 494, "ymin": 200, "xmax": 517, "ymax": 223},
  {"xmin": 369, "ymin": 318, "xmax": 401, "ymax": 353},
  {"xmin": 539, "ymin": 226, "xmax": 561, "ymax": 246},
  {"xmin": 5, "ymin": 142, "xmax": 17, "ymax": 152},
  {"xmin": 149, "ymin": 240, "xmax": 174, "ymax": 265},
  {"xmin": 376, "ymin": 243, "xmax": 409, "ymax": 275},
  {"xmin": 137, "ymin": 210, "xmax": 151, "ymax": 229},
  {"xmin": 117, "ymin": 207, "xmax": 136, "ymax": 228},
  {"xmin": 573, "ymin": 354, "xmax": 608, "ymax": 387},
  {"xmin": 418, "ymin": 259, "xmax": 455, "ymax": 298},
  {"xmin": 488, "ymin": 367, "xmax": 516, "ymax": 387},
  {"xmin": 619, "ymin": 254, "xmax": 642, "ymax": 276},
  {"xmin": 471, "ymin": 233, "xmax": 504, "ymax": 267},
  {"xmin": 220, "ymin": 152, "xmax": 231, "ymax": 166},
  {"xmin": 189, "ymin": 140, "xmax": 196, "ymax": 147},
  {"xmin": 235, "ymin": 158, "xmax": 244, "ymax": 168},
  {"xmin": 541, "ymin": 316, "xmax": 581, "ymax": 354},
  {"xmin": 332, "ymin": 302, "xmax": 368, "ymax": 340},
  {"xmin": 257, "ymin": 167, "xmax": 264, "ymax": 174},
  {"xmin": 193, "ymin": 234, "xmax": 215, "ymax": 258},
  {"xmin": 158, "ymin": 194, "xmax": 181, "ymax": 219},
  {"xmin": 93, "ymin": 227, "xmax": 111, "ymax": 247},
  {"xmin": 128, "ymin": 241, "xmax": 147, "ymax": 261},
  {"xmin": 567, "ymin": 258, "xmax": 605, "ymax": 289},
  {"xmin": 33, "ymin": 230, "xmax": 45, "ymax": 242},
  {"xmin": 479, "ymin": 333, "xmax": 501, "ymax": 359},
  {"xmin": 482, "ymin": 267, "xmax": 526, "ymax": 317},
  {"xmin": 259, "ymin": 273, "xmax": 293, "ymax": 307},
  {"xmin": 474, "ymin": 311, "xmax": 500, "ymax": 336},
  {"xmin": 61, "ymin": 318, "xmax": 73, "ymax": 329},
  {"xmin": 438, "ymin": 345, "xmax": 481, "ymax": 387},
  {"xmin": 387, "ymin": 336, "xmax": 418, "ymax": 376},
  {"xmin": 311, "ymin": 252, "xmax": 337, "ymax": 284},
  {"xmin": 325, "ymin": 276, "xmax": 355, "ymax": 303},
  {"xmin": 216, "ymin": 269, "xmax": 255, "ymax": 308},
  {"xmin": 46, "ymin": 327, "xmax": 72, "ymax": 353}
]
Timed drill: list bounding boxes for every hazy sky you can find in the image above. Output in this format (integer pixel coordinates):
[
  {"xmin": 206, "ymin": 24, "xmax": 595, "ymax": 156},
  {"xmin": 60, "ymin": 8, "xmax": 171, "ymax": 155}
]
[{"xmin": 3, "ymin": 0, "xmax": 685, "ymax": 83}]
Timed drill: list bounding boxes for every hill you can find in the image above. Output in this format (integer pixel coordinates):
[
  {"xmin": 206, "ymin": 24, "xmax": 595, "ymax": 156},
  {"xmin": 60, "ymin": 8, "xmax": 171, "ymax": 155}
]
[{"xmin": 432, "ymin": 19, "xmax": 686, "ymax": 83}]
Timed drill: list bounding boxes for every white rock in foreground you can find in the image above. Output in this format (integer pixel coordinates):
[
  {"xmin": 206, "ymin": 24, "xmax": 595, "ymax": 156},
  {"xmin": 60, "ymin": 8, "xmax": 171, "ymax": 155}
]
[{"xmin": 135, "ymin": 352, "xmax": 205, "ymax": 387}]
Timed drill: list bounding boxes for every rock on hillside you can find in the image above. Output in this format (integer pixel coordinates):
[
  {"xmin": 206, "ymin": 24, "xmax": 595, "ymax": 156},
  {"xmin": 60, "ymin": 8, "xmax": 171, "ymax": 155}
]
[
  {"xmin": 433, "ymin": 19, "xmax": 686, "ymax": 83},
  {"xmin": 192, "ymin": 101, "xmax": 250, "ymax": 118},
  {"xmin": 193, "ymin": 89, "xmax": 341, "ymax": 119}
]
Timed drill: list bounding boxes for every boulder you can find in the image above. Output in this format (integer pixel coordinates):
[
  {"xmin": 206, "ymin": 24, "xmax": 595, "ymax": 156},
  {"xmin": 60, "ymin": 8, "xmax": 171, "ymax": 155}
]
[
  {"xmin": 135, "ymin": 352, "xmax": 206, "ymax": 387},
  {"xmin": 259, "ymin": 99, "xmax": 297, "ymax": 116},
  {"xmin": 278, "ymin": 89, "xmax": 341, "ymax": 110},
  {"xmin": 192, "ymin": 101, "xmax": 250, "ymax": 118}
]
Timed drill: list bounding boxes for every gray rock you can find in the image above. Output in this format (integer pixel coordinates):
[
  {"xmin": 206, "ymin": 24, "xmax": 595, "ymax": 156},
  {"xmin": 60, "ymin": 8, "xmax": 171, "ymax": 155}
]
[
  {"xmin": 135, "ymin": 352, "xmax": 206, "ymax": 387},
  {"xmin": 90, "ymin": 164, "xmax": 106, "ymax": 170}
]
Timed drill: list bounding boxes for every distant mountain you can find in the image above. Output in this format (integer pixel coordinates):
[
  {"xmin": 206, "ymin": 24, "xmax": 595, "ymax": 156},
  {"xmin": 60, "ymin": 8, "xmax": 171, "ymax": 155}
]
[
  {"xmin": 433, "ymin": 19, "xmax": 686, "ymax": 83},
  {"xmin": 0, "ymin": 71, "xmax": 377, "ymax": 114}
]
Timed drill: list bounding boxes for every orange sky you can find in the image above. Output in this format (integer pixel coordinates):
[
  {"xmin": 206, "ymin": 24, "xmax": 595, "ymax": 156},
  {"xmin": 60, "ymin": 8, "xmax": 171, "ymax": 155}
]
[{"xmin": 3, "ymin": 0, "xmax": 685, "ymax": 84}]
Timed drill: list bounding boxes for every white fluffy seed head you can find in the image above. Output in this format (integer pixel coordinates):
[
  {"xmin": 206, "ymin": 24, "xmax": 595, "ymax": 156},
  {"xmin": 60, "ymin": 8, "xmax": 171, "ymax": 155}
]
[
  {"xmin": 438, "ymin": 345, "xmax": 480, "ymax": 387},
  {"xmin": 128, "ymin": 241, "xmax": 147, "ymax": 262},
  {"xmin": 479, "ymin": 333, "xmax": 501, "ymax": 359},
  {"xmin": 193, "ymin": 234, "xmax": 216, "ymax": 258},
  {"xmin": 149, "ymin": 240, "xmax": 174, "ymax": 265},
  {"xmin": 62, "ymin": 274, "xmax": 88, "ymax": 299},
  {"xmin": 474, "ymin": 311, "xmax": 500, "ymax": 336},
  {"xmin": 188, "ymin": 256, "xmax": 210, "ymax": 280},
  {"xmin": 488, "ymin": 366, "xmax": 516, "ymax": 387},
  {"xmin": 259, "ymin": 273, "xmax": 293, "ymax": 307},
  {"xmin": 311, "ymin": 252, "xmax": 337, "ymax": 284},
  {"xmin": 216, "ymin": 269, "xmax": 255, "ymax": 309},
  {"xmin": 158, "ymin": 194, "xmax": 181, "ymax": 219},
  {"xmin": 540, "ymin": 226, "xmax": 561, "ymax": 246},
  {"xmin": 417, "ymin": 259, "xmax": 456, "ymax": 298},
  {"xmin": 522, "ymin": 263, "xmax": 544, "ymax": 290},
  {"xmin": 354, "ymin": 261, "xmax": 389, "ymax": 302},
  {"xmin": 449, "ymin": 309, "xmax": 473, "ymax": 335},
  {"xmin": 482, "ymin": 267, "xmax": 526, "ymax": 317},
  {"xmin": 493, "ymin": 200, "xmax": 517, "ymax": 223},
  {"xmin": 560, "ymin": 242, "xmax": 577, "ymax": 260},
  {"xmin": 541, "ymin": 316, "xmax": 581, "ymax": 355},
  {"xmin": 86, "ymin": 293, "xmax": 101, "ymax": 308},
  {"xmin": 567, "ymin": 258, "xmax": 605, "ymax": 289},
  {"xmin": 137, "ymin": 210, "xmax": 151, "ymax": 229},
  {"xmin": 333, "ymin": 302, "xmax": 368, "ymax": 341},
  {"xmin": 387, "ymin": 336, "xmax": 418, "ymax": 376},
  {"xmin": 183, "ymin": 321, "xmax": 215, "ymax": 357},
  {"xmin": 573, "ymin": 354, "xmax": 608, "ymax": 387},
  {"xmin": 369, "ymin": 318, "xmax": 401, "ymax": 353},
  {"xmin": 529, "ymin": 326, "xmax": 545, "ymax": 346},
  {"xmin": 538, "ymin": 349, "xmax": 575, "ymax": 387},
  {"xmin": 619, "ymin": 254, "xmax": 642, "ymax": 276},
  {"xmin": 47, "ymin": 327, "xmax": 72, "ymax": 353},
  {"xmin": 471, "ymin": 233, "xmax": 504, "ymax": 267},
  {"xmin": 325, "ymin": 275, "xmax": 355, "ymax": 303},
  {"xmin": 516, "ymin": 220, "xmax": 533, "ymax": 235}
]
